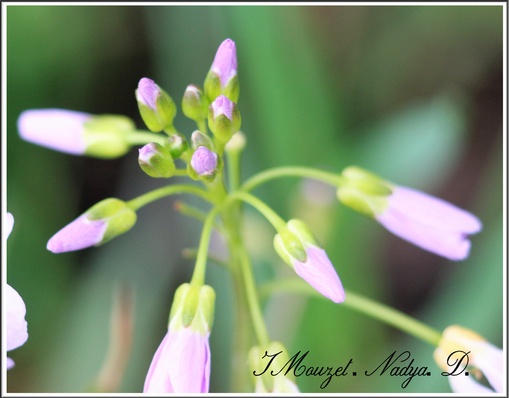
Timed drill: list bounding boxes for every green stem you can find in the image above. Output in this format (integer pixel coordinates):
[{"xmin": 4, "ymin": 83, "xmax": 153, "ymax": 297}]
[
  {"xmin": 190, "ymin": 207, "xmax": 220, "ymax": 287},
  {"xmin": 126, "ymin": 131, "xmax": 166, "ymax": 146},
  {"xmin": 227, "ymin": 191, "xmax": 287, "ymax": 232},
  {"xmin": 197, "ymin": 119, "xmax": 208, "ymax": 134},
  {"xmin": 343, "ymin": 290, "xmax": 441, "ymax": 346},
  {"xmin": 259, "ymin": 278, "xmax": 441, "ymax": 346},
  {"xmin": 226, "ymin": 150, "xmax": 241, "ymax": 193},
  {"xmin": 241, "ymin": 166, "xmax": 343, "ymax": 192},
  {"xmin": 238, "ymin": 245, "xmax": 270, "ymax": 348},
  {"xmin": 126, "ymin": 184, "xmax": 214, "ymax": 211}
]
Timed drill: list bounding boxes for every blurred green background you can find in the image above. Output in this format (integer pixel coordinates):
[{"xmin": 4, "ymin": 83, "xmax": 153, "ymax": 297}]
[{"xmin": 6, "ymin": 4, "xmax": 504, "ymax": 393}]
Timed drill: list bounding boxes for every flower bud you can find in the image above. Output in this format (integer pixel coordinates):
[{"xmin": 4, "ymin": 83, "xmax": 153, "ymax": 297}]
[
  {"xmin": 188, "ymin": 146, "xmax": 221, "ymax": 183},
  {"xmin": 208, "ymin": 95, "xmax": 241, "ymax": 144},
  {"xmin": 434, "ymin": 325, "xmax": 503, "ymax": 393},
  {"xmin": 204, "ymin": 38, "xmax": 239, "ymax": 103},
  {"xmin": 138, "ymin": 142, "xmax": 175, "ymax": 178},
  {"xmin": 47, "ymin": 198, "xmax": 136, "ymax": 253},
  {"xmin": 18, "ymin": 109, "xmax": 134, "ymax": 158},
  {"xmin": 182, "ymin": 85, "xmax": 209, "ymax": 122},
  {"xmin": 144, "ymin": 284, "xmax": 215, "ymax": 393},
  {"xmin": 190, "ymin": 130, "xmax": 214, "ymax": 151},
  {"xmin": 225, "ymin": 131, "xmax": 246, "ymax": 154},
  {"xmin": 165, "ymin": 132, "xmax": 189, "ymax": 159},
  {"xmin": 249, "ymin": 341, "xmax": 299, "ymax": 393},
  {"xmin": 136, "ymin": 77, "xmax": 177, "ymax": 132},
  {"xmin": 337, "ymin": 166, "xmax": 482, "ymax": 261},
  {"xmin": 274, "ymin": 219, "xmax": 345, "ymax": 303}
]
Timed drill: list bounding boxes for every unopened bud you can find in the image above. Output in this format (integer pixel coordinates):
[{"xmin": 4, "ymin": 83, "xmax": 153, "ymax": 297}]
[
  {"xmin": 47, "ymin": 198, "xmax": 136, "ymax": 253},
  {"xmin": 208, "ymin": 95, "xmax": 241, "ymax": 144},
  {"xmin": 138, "ymin": 142, "xmax": 175, "ymax": 178},
  {"xmin": 136, "ymin": 77, "xmax": 177, "ymax": 132},
  {"xmin": 182, "ymin": 85, "xmax": 209, "ymax": 122},
  {"xmin": 188, "ymin": 146, "xmax": 221, "ymax": 182},
  {"xmin": 204, "ymin": 38, "xmax": 239, "ymax": 103}
]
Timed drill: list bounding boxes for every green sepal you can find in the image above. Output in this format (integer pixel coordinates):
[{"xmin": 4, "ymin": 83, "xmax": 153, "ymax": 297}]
[
  {"xmin": 182, "ymin": 85, "xmax": 209, "ymax": 122},
  {"xmin": 82, "ymin": 115, "xmax": 134, "ymax": 159},
  {"xmin": 86, "ymin": 198, "xmax": 137, "ymax": 245}
]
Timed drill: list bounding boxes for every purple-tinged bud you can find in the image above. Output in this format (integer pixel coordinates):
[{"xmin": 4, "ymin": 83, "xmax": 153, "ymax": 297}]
[
  {"xmin": 136, "ymin": 78, "xmax": 176, "ymax": 132},
  {"xmin": 190, "ymin": 130, "xmax": 214, "ymax": 151},
  {"xmin": 188, "ymin": 146, "xmax": 220, "ymax": 183},
  {"xmin": 138, "ymin": 142, "xmax": 175, "ymax": 178},
  {"xmin": 204, "ymin": 38, "xmax": 239, "ymax": 103},
  {"xmin": 165, "ymin": 133, "xmax": 189, "ymax": 159},
  {"xmin": 47, "ymin": 198, "xmax": 136, "ymax": 253},
  {"xmin": 208, "ymin": 95, "xmax": 241, "ymax": 144},
  {"xmin": 274, "ymin": 219, "xmax": 345, "ymax": 303},
  {"xmin": 18, "ymin": 109, "xmax": 134, "ymax": 158},
  {"xmin": 182, "ymin": 85, "xmax": 209, "ymax": 122}
]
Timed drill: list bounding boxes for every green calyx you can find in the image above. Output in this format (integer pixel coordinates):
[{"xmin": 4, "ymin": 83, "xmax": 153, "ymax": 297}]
[
  {"xmin": 86, "ymin": 198, "xmax": 137, "ymax": 245},
  {"xmin": 169, "ymin": 283, "xmax": 215, "ymax": 334},
  {"xmin": 82, "ymin": 115, "xmax": 134, "ymax": 158},
  {"xmin": 138, "ymin": 142, "xmax": 176, "ymax": 178},
  {"xmin": 182, "ymin": 85, "xmax": 209, "ymax": 122},
  {"xmin": 336, "ymin": 166, "xmax": 393, "ymax": 217},
  {"xmin": 136, "ymin": 86, "xmax": 177, "ymax": 133}
]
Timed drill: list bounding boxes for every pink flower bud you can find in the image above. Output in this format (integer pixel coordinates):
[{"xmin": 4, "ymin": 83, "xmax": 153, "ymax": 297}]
[
  {"xmin": 211, "ymin": 38, "xmax": 237, "ymax": 87},
  {"xmin": 190, "ymin": 146, "xmax": 218, "ymax": 177},
  {"xmin": 137, "ymin": 78, "xmax": 159, "ymax": 110}
]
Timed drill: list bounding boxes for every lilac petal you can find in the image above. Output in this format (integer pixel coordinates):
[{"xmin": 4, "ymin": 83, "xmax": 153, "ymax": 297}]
[
  {"xmin": 7, "ymin": 357, "xmax": 15, "ymax": 370},
  {"xmin": 293, "ymin": 246, "xmax": 345, "ymax": 303},
  {"xmin": 211, "ymin": 95, "xmax": 234, "ymax": 120},
  {"xmin": 6, "ymin": 284, "xmax": 28, "ymax": 351},
  {"xmin": 474, "ymin": 342, "xmax": 504, "ymax": 393},
  {"xmin": 191, "ymin": 146, "xmax": 218, "ymax": 176},
  {"xmin": 137, "ymin": 78, "xmax": 158, "ymax": 110},
  {"xmin": 144, "ymin": 328, "xmax": 210, "ymax": 393},
  {"xmin": 47, "ymin": 215, "xmax": 107, "ymax": 253},
  {"xmin": 376, "ymin": 187, "xmax": 482, "ymax": 261},
  {"xmin": 6, "ymin": 212, "xmax": 14, "ymax": 239},
  {"xmin": 143, "ymin": 332, "xmax": 174, "ymax": 393},
  {"xmin": 18, "ymin": 109, "xmax": 90, "ymax": 155},
  {"xmin": 448, "ymin": 373, "xmax": 495, "ymax": 393},
  {"xmin": 211, "ymin": 38, "xmax": 237, "ymax": 87}
]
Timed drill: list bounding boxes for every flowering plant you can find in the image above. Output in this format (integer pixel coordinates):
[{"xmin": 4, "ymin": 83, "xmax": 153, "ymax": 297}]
[{"xmin": 9, "ymin": 35, "xmax": 504, "ymax": 394}]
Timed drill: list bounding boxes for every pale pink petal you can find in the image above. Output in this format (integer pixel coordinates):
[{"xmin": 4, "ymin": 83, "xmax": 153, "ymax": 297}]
[
  {"xmin": 211, "ymin": 95, "xmax": 234, "ymax": 120},
  {"xmin": 293, "ymin": 246, "xmax": 345, "ymax": 303},
  {"xmin": 6, "ymin": 212, "xmax": 14, "ymax": 238},
  {"xmin": 143, "ymin": 332, "xmax": 174, "ymax": 393},
  {"xmin": 448, "ymin": 373, "xmax": 495, "ymax": 393},
  {"xmin": 18, "ymin": 109, "xmax": 90, "ymax": 155},
  {"xmin": 376, "ymin": 187, "xmax": 482, "ymax": 261},
  {"xmin": 211, "ymin": 39, "xmax": 237, "ymax": 87},
  {"xmin": 144, "ymin": 328, "xmax": 210, "ymax": 393},
  {"xmin": 6, "ymin": 284, "xmax": 28, "ymax": 351},
  {"xmin": 137, "ymin": 78, "xmax": 159, "ymax": 110},
  {"xmin": 47, "ymin": 215, "xmax": 107, "ymax": 253},
  {"xmin": 474, "ymin": 342, "xmax": 504, "ymax": 393},
  {"xmin": 191, "ymin": 146, "xmax": 218, "ymax": 176}
]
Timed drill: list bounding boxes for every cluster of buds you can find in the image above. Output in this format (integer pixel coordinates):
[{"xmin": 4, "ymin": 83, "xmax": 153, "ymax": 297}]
[{"xmin": 12, "ymin": 36, "xmax": 499, "ymax": 396}]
